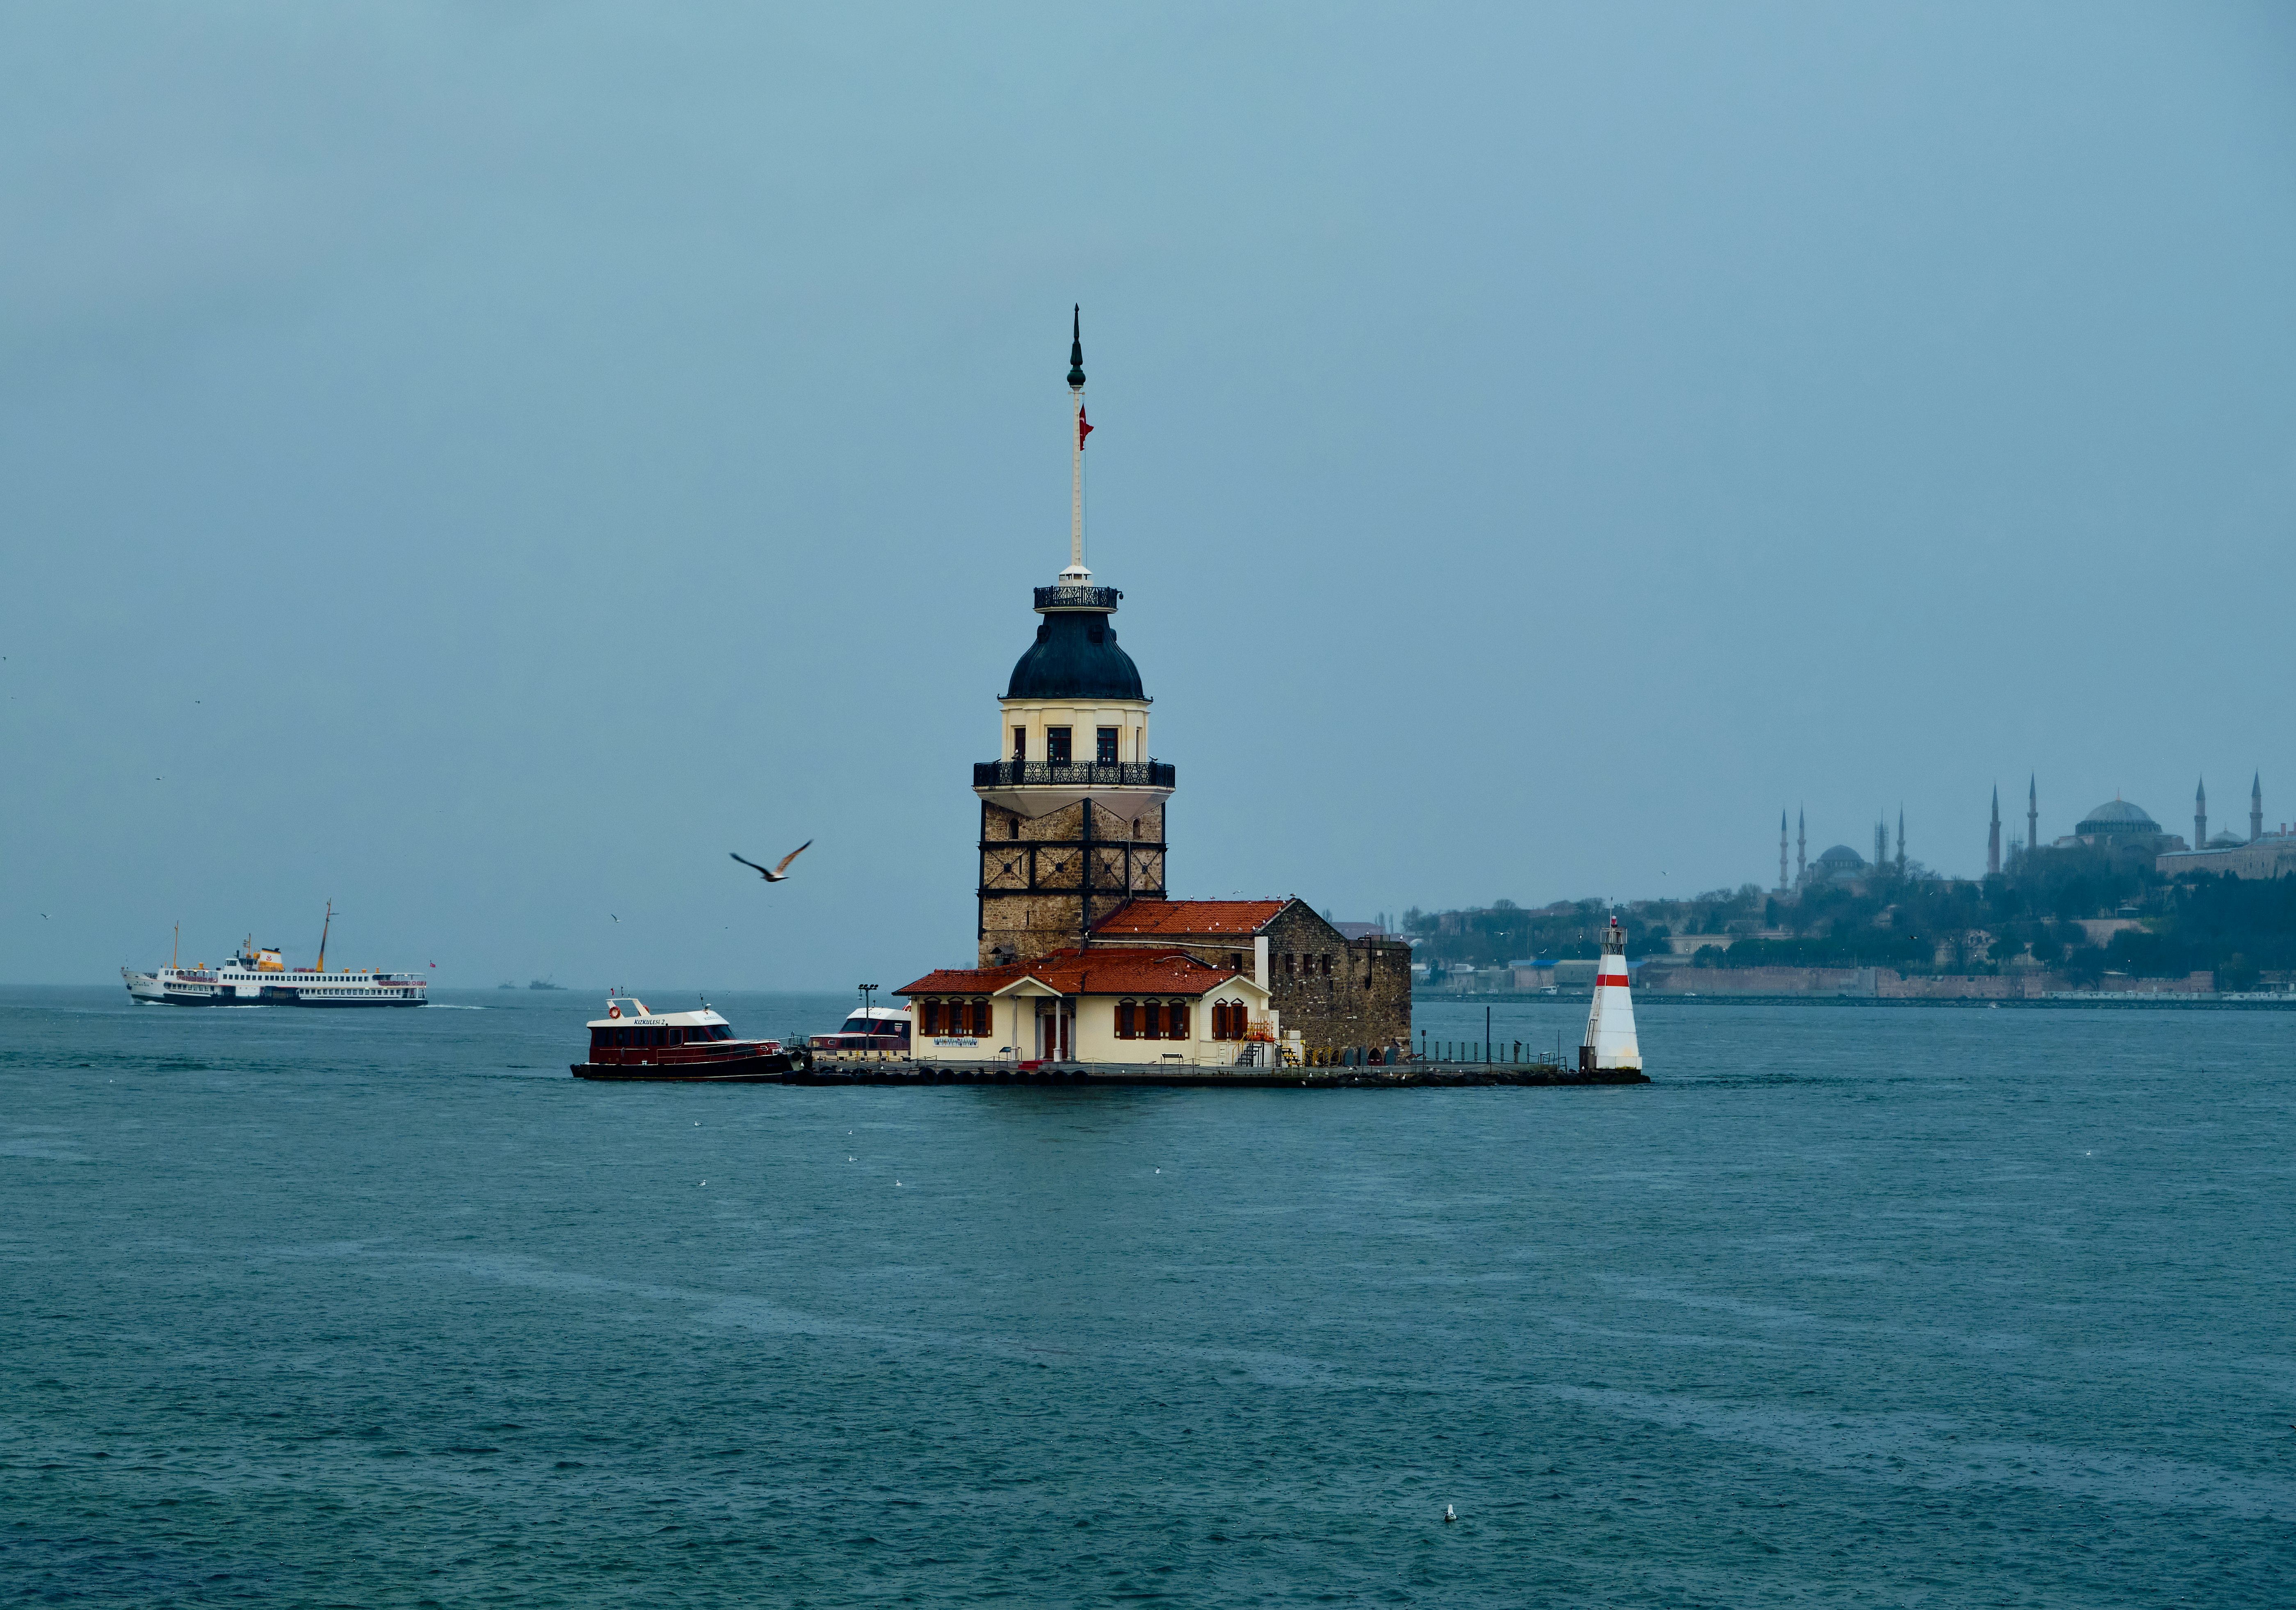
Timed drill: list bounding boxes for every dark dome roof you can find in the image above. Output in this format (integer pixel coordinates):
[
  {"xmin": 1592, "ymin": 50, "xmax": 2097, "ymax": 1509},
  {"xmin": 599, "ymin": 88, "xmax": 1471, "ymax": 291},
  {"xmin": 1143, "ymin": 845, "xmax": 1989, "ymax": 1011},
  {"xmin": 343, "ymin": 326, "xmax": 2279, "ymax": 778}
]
[
  {"xmin": 1006, "ymin": 610, "xmax": 1143, "ymax": 700},
  {"xmin": 2078, "ymin": 799, "xmax": 2159, "ymax": 834},
  {"xmin": 1817, "ymin": 844, "xmax": 1865, "ymax": 865}
]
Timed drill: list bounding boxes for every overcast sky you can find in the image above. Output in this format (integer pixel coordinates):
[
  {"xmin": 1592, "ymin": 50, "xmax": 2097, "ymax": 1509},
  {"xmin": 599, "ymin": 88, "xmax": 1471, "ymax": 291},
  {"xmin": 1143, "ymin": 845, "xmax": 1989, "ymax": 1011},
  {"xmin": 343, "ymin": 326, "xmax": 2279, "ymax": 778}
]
[{"xmin": 4, "ymin": 3, "xmax": 2292, "ymax": 989}]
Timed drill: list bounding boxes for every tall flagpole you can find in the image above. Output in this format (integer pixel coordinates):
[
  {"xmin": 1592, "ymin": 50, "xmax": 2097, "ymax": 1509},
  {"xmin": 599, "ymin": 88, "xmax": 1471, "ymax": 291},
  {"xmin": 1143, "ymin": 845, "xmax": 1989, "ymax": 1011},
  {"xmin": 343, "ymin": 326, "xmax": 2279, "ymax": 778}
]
[{"xmin": 1067, "ymin": 305, "xmax": 1087, "ymax": 575}]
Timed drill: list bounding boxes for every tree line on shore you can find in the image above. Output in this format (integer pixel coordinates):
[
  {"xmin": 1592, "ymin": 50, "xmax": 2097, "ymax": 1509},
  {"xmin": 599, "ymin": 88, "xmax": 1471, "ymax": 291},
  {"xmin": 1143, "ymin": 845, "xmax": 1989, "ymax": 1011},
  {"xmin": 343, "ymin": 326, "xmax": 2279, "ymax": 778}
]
[{"xmin": 1404, "ymin": 848, "xmax": 2296, "ymax": 990}]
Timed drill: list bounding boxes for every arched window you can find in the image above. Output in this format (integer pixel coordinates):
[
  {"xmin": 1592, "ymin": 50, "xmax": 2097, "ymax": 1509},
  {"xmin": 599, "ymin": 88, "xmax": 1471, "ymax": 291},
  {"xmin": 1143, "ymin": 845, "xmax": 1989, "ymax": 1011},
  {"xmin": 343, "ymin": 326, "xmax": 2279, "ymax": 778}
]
[
  {"xmin": 1142, "ymin": 1000, "xmax": 1162, "ymax": 1039},
  {"xmin": 1116, "ymin": 999, "xmax": 1137, "ymax": 1038},
  {"xmin": 1169, "ymin": 1000, "xmax": 1190, "ymax": 1039},
  {"xmin": 1211, "ymin": 1000, "xmax": 1240, "ymax": 1039},
  {"xmin": 921, "ymin": 1000, "xmax": 942, "ymax": 1037}
]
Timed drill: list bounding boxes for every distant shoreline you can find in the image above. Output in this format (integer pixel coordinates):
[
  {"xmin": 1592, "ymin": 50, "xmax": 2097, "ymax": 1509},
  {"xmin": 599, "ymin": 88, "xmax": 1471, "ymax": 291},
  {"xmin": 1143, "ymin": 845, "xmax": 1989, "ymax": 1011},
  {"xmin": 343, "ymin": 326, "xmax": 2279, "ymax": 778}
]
[{"xmin": 1417, "ymin": 989, "xmax": 2296, "ymax": 1009}]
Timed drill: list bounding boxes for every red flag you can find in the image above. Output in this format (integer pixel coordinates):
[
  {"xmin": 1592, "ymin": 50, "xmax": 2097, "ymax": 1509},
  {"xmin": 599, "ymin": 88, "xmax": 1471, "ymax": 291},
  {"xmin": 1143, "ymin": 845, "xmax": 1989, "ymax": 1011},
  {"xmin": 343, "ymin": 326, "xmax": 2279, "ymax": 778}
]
[{"xmin": 1077, "ymin": 406, "xmax": 1093, "ymax": 449}]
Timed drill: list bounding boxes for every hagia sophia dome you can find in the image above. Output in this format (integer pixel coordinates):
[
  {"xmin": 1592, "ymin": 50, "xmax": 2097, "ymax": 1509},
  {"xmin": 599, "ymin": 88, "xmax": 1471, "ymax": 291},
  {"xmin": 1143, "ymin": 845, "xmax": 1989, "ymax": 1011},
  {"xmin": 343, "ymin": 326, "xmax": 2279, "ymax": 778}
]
[
  {"xmin": 2075, "ymin": 798, "xmax": 2160, "ymax": 837},
  {"xmin": 1816, "ymin": 844, "xmax": 1865, "ymax": 869}
]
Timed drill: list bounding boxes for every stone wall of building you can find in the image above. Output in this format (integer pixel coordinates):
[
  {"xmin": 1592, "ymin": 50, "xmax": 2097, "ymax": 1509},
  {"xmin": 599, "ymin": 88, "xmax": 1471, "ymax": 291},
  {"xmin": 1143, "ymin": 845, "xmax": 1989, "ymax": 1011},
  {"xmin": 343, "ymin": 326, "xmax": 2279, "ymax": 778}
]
[
  {"xmin": 1255, "ymin": 905, "xmax": 1413, "ymax": 1051},
  {"xmin": 978, "ymin": 798, "xmax": 1166, "ymax": 965},
  {"xmin": 2157, "ymin": 837, "xmax": 2296, "ymax": 881}
]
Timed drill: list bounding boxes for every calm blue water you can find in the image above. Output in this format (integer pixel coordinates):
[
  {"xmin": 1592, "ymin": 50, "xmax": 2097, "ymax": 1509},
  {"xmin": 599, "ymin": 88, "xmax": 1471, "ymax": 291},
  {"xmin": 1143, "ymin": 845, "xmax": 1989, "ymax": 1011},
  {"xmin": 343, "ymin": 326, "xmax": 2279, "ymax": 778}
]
[{"xmin": 5, "ymin": 986, "xmax": 2292, "ymax": 1606}]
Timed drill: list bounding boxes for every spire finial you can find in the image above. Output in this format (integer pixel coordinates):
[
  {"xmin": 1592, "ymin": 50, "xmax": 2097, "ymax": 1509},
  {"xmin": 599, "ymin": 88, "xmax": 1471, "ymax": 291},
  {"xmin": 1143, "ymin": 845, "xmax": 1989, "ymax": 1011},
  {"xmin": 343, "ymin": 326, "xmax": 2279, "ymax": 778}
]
[{"xmin": 1068, "ymin": 305, "xmax": 1085, "ymax": 389}]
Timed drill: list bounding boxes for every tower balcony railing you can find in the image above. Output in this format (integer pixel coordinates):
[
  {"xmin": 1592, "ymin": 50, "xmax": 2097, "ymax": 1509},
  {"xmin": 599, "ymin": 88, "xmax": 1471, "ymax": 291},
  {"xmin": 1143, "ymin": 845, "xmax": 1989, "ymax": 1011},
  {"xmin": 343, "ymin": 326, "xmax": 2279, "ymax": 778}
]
[
  {"xmin": 1034, "ymin": 584, "xmax": 1122, "ymax": 611},
  {"xmin": 974, "ymin": 760, "xmax": 1175, "ymax": 790}
]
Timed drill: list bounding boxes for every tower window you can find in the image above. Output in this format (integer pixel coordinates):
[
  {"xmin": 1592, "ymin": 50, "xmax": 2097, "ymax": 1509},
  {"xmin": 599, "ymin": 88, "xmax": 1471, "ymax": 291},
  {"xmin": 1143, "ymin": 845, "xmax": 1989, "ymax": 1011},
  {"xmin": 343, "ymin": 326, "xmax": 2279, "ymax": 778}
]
[
  {"xmin": 1012, "ymin": 726, "xmax": 1025, "ymax": 761},
  {"xmin": 1047, "ymin": 727, "xmax": 1071, "ymax": 765},
  {"xmin": 1096, "ymin": 727, "xmax": 1118, "ymax": 764},
  {"xmin": 1229, "ymin": 951, "xmax": 1244, "ymax": 972},
  {"xmin": 1320, "ymin": 954, "xmax": 1332, "ymax": 977},
  {"xmin": 1009, "ymin": 818, "xmax": 1020, "ymax": 839},
  {"xmin": 1284, "ymin": 952, "xmax": 1296, "ymax": 976}
]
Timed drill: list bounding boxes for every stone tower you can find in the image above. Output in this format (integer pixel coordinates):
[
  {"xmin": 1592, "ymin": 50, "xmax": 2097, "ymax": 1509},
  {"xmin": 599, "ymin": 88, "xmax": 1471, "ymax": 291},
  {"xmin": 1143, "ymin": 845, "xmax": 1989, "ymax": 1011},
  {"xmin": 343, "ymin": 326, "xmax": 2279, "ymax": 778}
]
[
  {"xmin": 2195, "ymin": 776, "xmax": 2207, "ymax": 852},
  {"xmin": 973, "ymin": 311, "xmax": 1175, "ymax": 966},
  {"xmin": 1988, "ymin": 786, "xmax": 2001, "ymax": 876}
]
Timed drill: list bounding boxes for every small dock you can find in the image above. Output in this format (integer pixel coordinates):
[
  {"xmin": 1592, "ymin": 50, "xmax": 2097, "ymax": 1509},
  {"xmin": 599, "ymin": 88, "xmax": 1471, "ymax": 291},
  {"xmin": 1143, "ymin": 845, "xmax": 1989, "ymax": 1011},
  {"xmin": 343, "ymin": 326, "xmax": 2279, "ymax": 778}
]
[{"xmin": 785, "ymin": 1059, "xmax": 1647, "ymax": 1088}]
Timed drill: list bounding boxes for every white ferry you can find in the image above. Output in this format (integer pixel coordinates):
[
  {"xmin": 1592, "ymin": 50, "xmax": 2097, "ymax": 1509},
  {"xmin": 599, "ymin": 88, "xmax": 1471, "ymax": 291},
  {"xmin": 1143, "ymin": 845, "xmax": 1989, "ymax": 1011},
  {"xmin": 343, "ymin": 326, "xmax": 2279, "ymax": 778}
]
[{"xmin": 122, "ymin": 911, "xmax": 427, "ymax": 1007}]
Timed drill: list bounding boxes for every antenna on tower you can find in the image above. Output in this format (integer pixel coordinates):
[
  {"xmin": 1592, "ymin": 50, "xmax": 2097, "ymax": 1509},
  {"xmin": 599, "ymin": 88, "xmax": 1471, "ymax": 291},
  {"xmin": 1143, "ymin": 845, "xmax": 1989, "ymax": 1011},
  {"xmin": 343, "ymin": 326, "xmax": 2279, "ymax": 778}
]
[{"xmin": 1064, "ymin": 305, "xmax": 1091, "ymax": 582}]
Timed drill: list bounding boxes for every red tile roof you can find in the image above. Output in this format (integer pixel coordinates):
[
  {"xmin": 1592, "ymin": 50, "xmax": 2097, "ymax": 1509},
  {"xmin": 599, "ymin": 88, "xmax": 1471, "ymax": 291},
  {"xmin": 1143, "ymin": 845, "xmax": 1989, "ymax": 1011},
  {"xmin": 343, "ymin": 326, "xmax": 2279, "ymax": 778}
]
[
  {"xmin": 897, "ymin": 965, "xmax": 1026, "ymax": 996},
  {"xmin": 1091, "ymin": 899, "xmax": 1288, "ymax": 937},
  {"xmin": 897, "ymin": 948, "xmax": 1254, "ymax": 1000}
]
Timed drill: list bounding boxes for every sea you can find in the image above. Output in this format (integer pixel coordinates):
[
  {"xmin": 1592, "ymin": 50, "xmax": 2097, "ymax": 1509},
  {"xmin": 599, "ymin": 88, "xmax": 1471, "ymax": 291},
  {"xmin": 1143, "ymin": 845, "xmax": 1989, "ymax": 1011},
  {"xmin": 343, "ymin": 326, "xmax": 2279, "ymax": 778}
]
[{"xmin": 4, "ymin": 985, "xmax": 2292, "ymax": 1607}]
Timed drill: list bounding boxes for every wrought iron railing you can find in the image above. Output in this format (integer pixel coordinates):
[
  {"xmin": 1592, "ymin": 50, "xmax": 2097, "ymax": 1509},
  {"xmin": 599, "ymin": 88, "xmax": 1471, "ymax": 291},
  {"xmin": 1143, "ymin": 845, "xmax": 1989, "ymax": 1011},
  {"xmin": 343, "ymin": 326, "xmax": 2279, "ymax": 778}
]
[
  {"xmin": 1033, "ymin": 585, "xmax": 1122, "ymax": 610},
  {"xmin": 973, "ymin": 760, "xmax": 1175, "ymax": 790}
]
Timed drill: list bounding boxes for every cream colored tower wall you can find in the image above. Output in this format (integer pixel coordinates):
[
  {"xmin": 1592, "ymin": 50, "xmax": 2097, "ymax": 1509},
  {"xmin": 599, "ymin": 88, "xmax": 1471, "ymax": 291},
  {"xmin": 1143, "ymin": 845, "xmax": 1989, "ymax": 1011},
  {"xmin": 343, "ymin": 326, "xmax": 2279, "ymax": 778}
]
[{"xmin": 997, "ymin": 696, "xmax": 1151, "ymax": 763}]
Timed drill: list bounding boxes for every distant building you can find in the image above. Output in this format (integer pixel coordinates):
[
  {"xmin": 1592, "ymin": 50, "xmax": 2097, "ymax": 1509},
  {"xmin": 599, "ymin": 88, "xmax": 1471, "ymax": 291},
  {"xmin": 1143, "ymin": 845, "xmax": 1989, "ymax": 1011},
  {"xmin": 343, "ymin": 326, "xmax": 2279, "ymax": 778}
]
[
  {"xmin": 2054, "ymin": 797, "xmax": 2186, "ymax": 857},
  {"xmin": 1808, "ymin": 843, "xmax": 1867, "ymax": 884},
  {"xmin": 2159, "ymin": 774, "xmax": 2296, "ymax": 879}
]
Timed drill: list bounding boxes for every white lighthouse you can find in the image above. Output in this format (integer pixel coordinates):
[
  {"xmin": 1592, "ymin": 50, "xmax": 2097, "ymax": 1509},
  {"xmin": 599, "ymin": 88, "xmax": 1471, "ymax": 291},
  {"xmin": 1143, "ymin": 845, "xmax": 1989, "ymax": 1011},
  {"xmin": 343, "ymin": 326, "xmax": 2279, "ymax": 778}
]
[{"xmin": 1579, "ymin": 917, "xmax": 1641, "ymax": 1073}]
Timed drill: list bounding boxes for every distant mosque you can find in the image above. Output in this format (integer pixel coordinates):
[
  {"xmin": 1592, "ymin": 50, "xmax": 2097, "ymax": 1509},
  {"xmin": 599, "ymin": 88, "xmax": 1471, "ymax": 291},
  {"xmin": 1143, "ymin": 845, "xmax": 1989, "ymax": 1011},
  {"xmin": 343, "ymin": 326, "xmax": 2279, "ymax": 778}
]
[
  {"xmin": 1776, "ymin": 806, "xmax": 1906, "ymax": 891},
  {"xmin": 1772, "ymin": 773, "xmax": 2296, "ymax": 889},
  {"xmin": 1991, "ymin": 774, "xmax": 2296, "ymax": 879}
]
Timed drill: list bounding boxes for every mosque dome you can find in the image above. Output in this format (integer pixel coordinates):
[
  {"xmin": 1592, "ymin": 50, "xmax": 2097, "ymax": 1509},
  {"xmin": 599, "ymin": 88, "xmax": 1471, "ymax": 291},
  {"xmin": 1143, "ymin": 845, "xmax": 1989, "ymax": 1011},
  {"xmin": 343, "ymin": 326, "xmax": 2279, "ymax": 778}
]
[
  {"xmin": 2076, "ymin": 799, "xmax": 2160, "ymax": 837},
  {"xmin": 1817, "ymin": 844, "xmax": 1865, "ymax": 868},
  {"xmin": 1006, "ymin": 604, "xmax": 1144, "ymax": 701}
]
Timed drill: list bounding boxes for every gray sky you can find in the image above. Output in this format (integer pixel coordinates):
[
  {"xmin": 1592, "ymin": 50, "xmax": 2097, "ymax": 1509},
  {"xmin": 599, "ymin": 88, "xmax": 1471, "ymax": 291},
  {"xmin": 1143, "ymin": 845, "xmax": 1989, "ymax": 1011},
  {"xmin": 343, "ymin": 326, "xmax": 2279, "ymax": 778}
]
[{"xmin": 4, "ymin": 3, "xmax": 2293, "ymax": 989}]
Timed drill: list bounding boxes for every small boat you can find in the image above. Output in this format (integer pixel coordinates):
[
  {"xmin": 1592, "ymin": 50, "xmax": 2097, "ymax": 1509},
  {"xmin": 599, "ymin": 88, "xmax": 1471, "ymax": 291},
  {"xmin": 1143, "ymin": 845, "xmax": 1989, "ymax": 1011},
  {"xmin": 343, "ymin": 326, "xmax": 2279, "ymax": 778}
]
[
  {"xmin": 807, "ymin": 1005, "xmax": 912, "ymax": 1060},
  {"xmin": 571, "ymin": 997, "xmax": 805, "ymax": 1081}
]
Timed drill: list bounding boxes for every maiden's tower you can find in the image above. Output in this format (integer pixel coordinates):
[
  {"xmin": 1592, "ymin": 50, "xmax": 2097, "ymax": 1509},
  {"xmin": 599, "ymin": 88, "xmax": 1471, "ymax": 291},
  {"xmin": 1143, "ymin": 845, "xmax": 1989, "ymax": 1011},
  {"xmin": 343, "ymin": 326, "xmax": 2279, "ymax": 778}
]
[{"xmin": 973, "ymin": 310, "xmax": 1174, "ymax": 966}]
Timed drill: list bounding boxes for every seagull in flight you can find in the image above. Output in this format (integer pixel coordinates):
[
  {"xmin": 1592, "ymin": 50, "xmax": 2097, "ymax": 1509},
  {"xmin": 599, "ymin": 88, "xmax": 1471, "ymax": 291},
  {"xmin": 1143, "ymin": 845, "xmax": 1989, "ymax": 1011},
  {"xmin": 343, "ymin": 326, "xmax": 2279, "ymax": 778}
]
[{"xmin": 731, "ymin": 841, "xmax": 812, "ymax": 883}]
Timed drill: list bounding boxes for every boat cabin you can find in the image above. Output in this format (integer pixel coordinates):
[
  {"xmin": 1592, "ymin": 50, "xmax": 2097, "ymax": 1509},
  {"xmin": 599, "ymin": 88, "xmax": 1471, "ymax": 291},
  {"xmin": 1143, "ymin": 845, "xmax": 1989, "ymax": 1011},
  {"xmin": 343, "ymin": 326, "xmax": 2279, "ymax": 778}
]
[
  {"xmin": 584, "ymin": 998, "xmax": 780, "ymax": 1069},
  {"xmin": 808, "ymin": 1006, "xmax": 912, "ymax": 1059}
]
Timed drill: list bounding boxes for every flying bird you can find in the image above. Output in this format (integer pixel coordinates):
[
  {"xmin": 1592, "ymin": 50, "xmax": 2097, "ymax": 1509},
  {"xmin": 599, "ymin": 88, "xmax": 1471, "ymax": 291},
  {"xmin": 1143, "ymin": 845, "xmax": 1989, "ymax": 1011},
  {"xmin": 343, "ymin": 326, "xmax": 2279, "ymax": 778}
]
[{"xmin": 731, "ymin": 841, "xmax": 812, "ymax": 883}]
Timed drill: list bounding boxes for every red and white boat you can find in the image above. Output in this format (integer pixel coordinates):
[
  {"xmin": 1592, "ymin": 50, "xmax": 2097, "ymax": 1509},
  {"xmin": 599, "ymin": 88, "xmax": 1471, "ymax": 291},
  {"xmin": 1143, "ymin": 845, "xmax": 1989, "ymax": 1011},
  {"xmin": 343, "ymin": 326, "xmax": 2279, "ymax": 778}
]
[{"xmin": 571, "ymin": 998, "xmax": 804, "ymax": 1082}]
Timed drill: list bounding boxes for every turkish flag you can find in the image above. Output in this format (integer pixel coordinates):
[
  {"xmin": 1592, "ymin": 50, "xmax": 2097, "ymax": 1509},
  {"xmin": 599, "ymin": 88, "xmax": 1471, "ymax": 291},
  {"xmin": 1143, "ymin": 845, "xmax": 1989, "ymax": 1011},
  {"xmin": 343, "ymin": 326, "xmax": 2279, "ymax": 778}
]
[{"xmin": 1077, "ymin": 406, "xmax": 1093, "ymax": 449}]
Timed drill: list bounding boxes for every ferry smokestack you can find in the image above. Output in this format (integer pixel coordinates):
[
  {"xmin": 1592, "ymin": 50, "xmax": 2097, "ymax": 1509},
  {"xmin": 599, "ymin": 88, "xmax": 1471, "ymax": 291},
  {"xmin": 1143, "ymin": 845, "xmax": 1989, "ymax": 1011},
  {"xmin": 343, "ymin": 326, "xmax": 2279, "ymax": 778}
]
[{"xmin": 1580, "ymin": 917, "xmax": 1641, "ymax": 1074}]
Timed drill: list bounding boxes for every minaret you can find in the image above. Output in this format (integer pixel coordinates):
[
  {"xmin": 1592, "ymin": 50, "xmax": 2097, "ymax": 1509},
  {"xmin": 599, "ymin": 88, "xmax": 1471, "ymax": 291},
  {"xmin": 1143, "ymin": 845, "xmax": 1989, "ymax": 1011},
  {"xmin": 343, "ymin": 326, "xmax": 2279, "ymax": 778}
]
[
  {"xmin": 973, "ymin": 309, "xmax": 1173, "ymax": 967},
  {"xmin": 1988, "ymin": 786, "xmax": 2001, "ymax": 876},
  {"xmin": 1778, "ymin": 810, "xmax": 1789, "ymax": 893},
  {"xmin": 1796, "ymin": 808, "xmax": 1806, "ymax": 884},
  {"xmin": 2252, "ymin": 772, "xmax": 2264, "ymax": 843},
  {"xmin": 1875, "ymin": 818, "xmax": 1887, "ymax": 871},
  {"xmin": 2195, "ymin": 777, "xmax": 2207, "ymax": 852},
  {"xmin": 2027, "ymin": 775, "xmax": 2039, "ymax": 857},
  {"xmin": 1896, "ymin": 807, "xmax": 1906, "ymax": 877}
]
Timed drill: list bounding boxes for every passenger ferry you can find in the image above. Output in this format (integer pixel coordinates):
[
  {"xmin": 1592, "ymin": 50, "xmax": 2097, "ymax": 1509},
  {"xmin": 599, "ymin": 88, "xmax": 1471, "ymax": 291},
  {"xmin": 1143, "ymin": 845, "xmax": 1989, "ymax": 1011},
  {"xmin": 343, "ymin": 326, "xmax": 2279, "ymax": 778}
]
[
  {"xmin": 121, "ymin": 910, "xmax": 427, "ymax": 1007},
  {"xmin": 573, "ymin": 998, "xmax": 803, "ymax": 1081}
]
